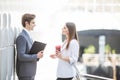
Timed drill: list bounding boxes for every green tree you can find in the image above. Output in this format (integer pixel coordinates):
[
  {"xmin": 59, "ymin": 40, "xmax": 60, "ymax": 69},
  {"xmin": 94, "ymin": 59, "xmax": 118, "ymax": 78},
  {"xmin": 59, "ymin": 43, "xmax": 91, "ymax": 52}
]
[
  {"xmin": 105, "ymin": 44, "xmax": 116, "ymax": 54},
  {"xmin": 84, "ymin": 45, "xmax": 96, "ymax": 53}
]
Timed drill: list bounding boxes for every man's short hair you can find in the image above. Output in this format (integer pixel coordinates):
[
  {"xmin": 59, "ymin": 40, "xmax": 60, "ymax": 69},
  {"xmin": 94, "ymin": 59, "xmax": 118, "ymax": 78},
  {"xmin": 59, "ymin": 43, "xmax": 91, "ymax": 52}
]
[{"xmin": 22, "ymin": 13, "xmax": 36, "ymax": 27}]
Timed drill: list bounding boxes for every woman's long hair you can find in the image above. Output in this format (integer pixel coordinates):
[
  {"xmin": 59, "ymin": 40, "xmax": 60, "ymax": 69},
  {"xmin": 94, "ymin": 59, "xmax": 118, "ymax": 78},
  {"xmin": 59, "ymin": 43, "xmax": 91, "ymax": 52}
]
[{"xmin": 65, "ymin": 22, "xmax": 79, "ymax": 49}]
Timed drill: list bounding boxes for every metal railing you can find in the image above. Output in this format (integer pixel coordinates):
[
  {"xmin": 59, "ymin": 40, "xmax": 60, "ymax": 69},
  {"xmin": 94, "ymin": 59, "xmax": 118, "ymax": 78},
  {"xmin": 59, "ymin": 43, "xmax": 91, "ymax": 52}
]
[{"xmin": 80, "ymin": 73, "xmax": 113, "ymax": 80}]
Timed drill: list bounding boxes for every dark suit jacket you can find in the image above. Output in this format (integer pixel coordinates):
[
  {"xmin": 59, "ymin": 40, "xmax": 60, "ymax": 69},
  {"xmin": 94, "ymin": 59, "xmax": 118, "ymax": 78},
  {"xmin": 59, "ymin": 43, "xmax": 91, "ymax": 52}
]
[{"xmin": 16, "ymin": 29, "xmax": 38, "ymax": 77}]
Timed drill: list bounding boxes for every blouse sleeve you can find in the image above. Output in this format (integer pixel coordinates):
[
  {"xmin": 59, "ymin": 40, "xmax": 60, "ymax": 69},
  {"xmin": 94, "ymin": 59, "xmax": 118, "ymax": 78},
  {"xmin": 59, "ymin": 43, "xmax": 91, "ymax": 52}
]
[{"xmin": 69, "ymin": 40, "xmax": 79, "ymax": 64}]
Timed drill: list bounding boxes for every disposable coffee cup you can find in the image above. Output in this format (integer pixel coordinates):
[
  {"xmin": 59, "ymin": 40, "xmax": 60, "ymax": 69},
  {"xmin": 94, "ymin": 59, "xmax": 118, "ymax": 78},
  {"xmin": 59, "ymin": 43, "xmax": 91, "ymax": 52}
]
[{"xmin": 55, "ymin": 45, "xmax": 61, "ymax": 51}]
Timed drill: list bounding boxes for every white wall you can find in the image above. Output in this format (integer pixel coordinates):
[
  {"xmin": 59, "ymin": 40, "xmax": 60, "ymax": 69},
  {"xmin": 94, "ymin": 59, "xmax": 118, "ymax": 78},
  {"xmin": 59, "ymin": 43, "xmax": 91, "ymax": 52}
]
[{"xmin": 0, "ymin": 12, "xmax": 20, "ymax": 80}]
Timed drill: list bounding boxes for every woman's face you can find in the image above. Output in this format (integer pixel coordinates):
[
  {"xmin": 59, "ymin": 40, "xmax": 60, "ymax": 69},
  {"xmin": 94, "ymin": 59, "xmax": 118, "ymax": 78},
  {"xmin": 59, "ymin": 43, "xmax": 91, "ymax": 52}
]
[{"xmin": 62, "ymin": 25, "xmax": 69, "ymax": 36}]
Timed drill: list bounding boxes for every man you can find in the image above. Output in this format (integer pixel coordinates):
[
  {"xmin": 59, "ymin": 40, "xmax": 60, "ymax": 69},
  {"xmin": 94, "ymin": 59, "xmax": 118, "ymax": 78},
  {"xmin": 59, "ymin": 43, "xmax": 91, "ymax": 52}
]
[{"xmin": 16, "ymin": 13, "xmax": 43, "ymax": 80}]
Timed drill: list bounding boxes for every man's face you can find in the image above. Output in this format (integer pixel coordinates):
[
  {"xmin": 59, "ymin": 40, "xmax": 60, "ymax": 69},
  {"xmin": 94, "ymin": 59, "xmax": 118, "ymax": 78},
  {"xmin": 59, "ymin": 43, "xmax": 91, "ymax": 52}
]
[{"xmin": 26, "ymin": 19, "xmax": 36, "ymax": 31}]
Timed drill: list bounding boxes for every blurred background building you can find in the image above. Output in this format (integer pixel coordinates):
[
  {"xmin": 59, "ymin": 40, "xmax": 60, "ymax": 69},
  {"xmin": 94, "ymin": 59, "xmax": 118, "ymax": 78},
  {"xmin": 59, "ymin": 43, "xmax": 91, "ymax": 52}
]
[{"xmin": 0, "ymin": 0, "xmax": 120, "ymax": 80}]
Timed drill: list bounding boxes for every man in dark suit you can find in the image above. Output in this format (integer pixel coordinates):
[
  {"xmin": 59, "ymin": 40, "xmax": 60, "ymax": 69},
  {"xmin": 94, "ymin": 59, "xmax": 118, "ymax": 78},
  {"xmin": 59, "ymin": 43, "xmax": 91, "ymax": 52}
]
[{"xmin": 16, "ymin": 13, "xmax": 43, "ymax": 80}]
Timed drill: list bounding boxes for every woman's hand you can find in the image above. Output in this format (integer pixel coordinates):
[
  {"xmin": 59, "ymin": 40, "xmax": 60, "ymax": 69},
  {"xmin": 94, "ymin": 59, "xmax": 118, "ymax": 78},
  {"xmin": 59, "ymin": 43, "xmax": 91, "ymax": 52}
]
[
  {"xmin": 50, "ymin": 54, "xmax": 57, "ymax": 59},
  {"xmin": 56, "ymin": 50, "xmax": 70, "ymax": 62},
  {"xmin": 56, "ymin": 50, "xmax": 62, "ymax": 59},
  {"xmin": 50, "ymin": 50, "xmax": 62, "ymax": 59}
]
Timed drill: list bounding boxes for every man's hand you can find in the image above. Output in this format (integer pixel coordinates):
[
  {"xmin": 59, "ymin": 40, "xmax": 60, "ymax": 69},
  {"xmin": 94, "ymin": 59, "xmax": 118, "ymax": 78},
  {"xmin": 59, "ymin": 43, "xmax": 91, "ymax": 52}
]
[{"xmin": 37, "ymin": 50, "xmax": 44, "ymax": 58}]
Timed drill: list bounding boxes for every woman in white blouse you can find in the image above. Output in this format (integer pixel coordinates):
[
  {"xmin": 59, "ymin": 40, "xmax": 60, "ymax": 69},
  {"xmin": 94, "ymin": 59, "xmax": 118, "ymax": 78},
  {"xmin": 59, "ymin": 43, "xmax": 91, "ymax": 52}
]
[{"xmin": 50, "ymin": 22, "xmax": 79, "ymax": 80}]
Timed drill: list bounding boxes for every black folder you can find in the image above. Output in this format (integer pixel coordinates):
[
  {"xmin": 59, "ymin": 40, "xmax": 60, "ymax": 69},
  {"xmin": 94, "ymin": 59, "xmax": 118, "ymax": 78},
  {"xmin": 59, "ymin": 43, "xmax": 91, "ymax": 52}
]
[{"xmin": 29, "ymin": 41, "xmax": 47, "ymax": 54}]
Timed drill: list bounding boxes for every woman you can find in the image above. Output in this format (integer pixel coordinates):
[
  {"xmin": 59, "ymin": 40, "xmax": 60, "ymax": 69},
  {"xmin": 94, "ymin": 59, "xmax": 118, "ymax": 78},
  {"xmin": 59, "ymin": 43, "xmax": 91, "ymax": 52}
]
[{"xmin": 50, "ymin": 22, "xmax": 80, "ymax": 80}]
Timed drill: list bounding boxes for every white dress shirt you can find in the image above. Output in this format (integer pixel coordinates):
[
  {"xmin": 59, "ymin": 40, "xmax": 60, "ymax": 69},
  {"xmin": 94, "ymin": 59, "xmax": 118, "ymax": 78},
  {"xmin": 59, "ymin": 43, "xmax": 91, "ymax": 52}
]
[
  {"xmin": 56, "ymin": 39, "xmax": 79, "ymax": 78},
  {"xmin": 23, "ymin": 28, "xmax": 33, "ymax": 42}
]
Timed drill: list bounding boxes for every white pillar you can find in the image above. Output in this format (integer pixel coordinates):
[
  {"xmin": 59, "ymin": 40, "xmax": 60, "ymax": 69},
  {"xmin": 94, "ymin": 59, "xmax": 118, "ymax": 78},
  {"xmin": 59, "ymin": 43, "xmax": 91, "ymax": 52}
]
[{"xmin": 99, "ymin": 35, "xmax": 106, "ymax": 64}]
